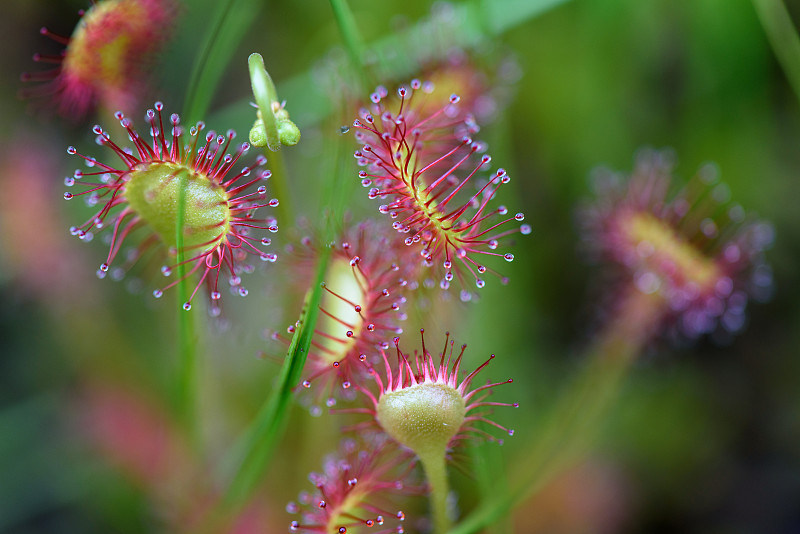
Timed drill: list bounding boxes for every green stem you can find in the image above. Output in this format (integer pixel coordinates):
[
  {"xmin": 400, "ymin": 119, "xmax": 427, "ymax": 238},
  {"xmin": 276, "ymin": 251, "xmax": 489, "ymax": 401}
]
[
  {"xmin": 183, "ymin": 0, "xmax": 236, "ymax": 123},
  {"xmin": 421, "ymin": 452, "xmax": 452, "ymax": 534},
  {"xmin": 219, "ymin": 243, "xmax": 331, "ymax": 512},
  {"xmin": 175, "ymin": 170, "xmax": 198, "ymax": 438},
  {"xmin": 328, "ymin": 0, "xmax": 370, "ymax": 90},
  {"xmin": 753, "ymin": 0, "xmax": 800, "ymax": 104},
  {"xmin": 183, "ymin": 0, "xmax": 262, "ymax": 124}
]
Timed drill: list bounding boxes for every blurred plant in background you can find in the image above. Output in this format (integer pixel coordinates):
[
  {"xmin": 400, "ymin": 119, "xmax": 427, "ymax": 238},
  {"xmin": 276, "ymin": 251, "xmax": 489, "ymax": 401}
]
[
  {"xmin": 21, "ymin": 0, "xmax": 178, "ymax": 120},
  {"xmin": 2, "ymin": 1, "xmax": 799, "ymax": 534}
]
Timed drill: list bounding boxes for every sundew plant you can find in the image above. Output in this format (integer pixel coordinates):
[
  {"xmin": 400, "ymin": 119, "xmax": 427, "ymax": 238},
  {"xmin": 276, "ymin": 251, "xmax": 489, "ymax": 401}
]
[{"xmin": 3, "ymin": 0, "xmax": 800, "ymax": 533}]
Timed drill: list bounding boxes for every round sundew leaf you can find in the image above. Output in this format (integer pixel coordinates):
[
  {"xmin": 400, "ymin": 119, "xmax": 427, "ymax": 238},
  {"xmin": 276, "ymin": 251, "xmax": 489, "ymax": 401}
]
[
  {"xmin": 124, "ymin": 161, "xmax": 230, "ymax": 252},
  {"xmin": 376, "ymin": 382, "xmax": 466, "ymax": 459}
]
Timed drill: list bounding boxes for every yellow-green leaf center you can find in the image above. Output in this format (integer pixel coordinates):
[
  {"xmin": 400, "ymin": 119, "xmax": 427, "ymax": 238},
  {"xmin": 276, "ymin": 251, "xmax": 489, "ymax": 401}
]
[
  {"xmin": 124, "ymin": 162, "xmax": 231, "ymax": 255},
  {"xmin": 376, "ymin": 383, "xmax": 465, "ymax": 460}
]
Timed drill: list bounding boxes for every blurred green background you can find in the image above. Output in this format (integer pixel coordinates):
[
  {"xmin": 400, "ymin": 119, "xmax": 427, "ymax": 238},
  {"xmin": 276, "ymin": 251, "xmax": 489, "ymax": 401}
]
[{"xmin": 1, "ymin": 0, "xmax": 799, "ymax": 533}]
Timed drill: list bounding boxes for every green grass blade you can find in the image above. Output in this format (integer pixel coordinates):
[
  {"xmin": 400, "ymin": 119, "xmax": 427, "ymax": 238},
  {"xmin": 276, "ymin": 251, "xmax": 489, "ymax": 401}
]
[
  {"xmin": 221, "ymin": 242, "xmax": 331, "ymax": 510},
  {"xmin": 329, "ymin": 0, "xmax": 370, "ymax": 91},
  {"xmin": 752, "ymin": 0, "xmax": 800, "ymax": 104},
  {"xmin": 182, "ymin": 0, "xmax": 263, "ymax": 124}
]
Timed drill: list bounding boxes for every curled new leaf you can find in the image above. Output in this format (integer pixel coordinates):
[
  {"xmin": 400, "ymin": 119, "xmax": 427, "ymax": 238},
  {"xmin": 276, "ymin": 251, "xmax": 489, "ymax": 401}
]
[{"xmin": 248, "ymin": 52, "xmax": 300, "ymax": 150}]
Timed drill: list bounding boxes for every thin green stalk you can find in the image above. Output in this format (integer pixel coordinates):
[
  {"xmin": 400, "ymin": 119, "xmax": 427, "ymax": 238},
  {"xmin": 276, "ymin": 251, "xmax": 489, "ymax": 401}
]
[
  {"xmin": 183, "ymin": 0, "xmax": 234, "ymax": 123},
  {"xmin": 753, "ymin": 0, "xmax": 800, "ymax": 104},
  {"xmin": 215, "ymin": 66, "xmax": 347, "ymax": 515},
  {"xmin": 421, "ymin": 453, "xmax": 452, "ymax": 534},
  {"xmin": 328, "ymin": 0, "xmax": 370, "ymax": 90},
  {"xmin": 328, "ymin": 0, "xmax": 366, "ymax": 67},
  {"xmin": 220, "ymin": 242, "xmax": 331, "ymax": 511},
  {"xmin": 175, "ymin": 171, "xmax": 198, "ymax": 438},
  {"xmin": 183, "ymin": 0, "xmax": 262, "ymax": 123}
]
